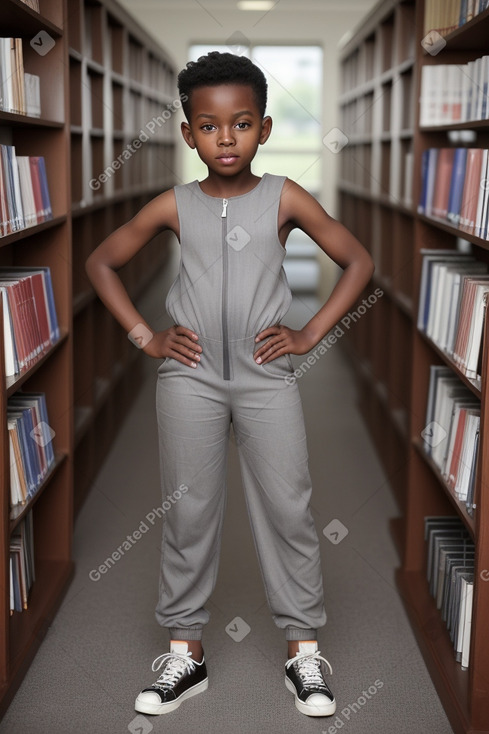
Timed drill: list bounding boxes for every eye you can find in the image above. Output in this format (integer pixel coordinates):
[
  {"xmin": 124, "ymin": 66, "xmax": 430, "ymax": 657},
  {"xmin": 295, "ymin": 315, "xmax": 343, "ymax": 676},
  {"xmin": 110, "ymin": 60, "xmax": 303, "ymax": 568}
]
[
  {"xmin": 235, "ymin": 121, "xmax": 250, "ymax": 130},
  {"xmin": 201, "ymin": 124, "xmax": 216, "ymax": 132}
]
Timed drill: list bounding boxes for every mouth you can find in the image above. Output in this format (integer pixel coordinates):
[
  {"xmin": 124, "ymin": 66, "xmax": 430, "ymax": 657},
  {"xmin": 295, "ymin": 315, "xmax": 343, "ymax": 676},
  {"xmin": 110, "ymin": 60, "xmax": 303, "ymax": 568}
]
[{"xmin": 216, "ymin": 154, "xmax": 239, "ymax": 164}]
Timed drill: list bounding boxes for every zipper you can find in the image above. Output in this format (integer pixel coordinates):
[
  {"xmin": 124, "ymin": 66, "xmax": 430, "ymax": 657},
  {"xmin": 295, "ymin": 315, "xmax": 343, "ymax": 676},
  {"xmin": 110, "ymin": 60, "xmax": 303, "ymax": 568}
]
[{"xmin": 221, "ymin": 198, "xmax": 230, "ymax": 380}]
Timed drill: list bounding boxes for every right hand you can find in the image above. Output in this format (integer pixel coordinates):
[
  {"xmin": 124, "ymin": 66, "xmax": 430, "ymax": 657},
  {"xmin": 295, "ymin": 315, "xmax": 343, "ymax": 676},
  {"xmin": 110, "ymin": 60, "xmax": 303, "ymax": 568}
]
[{"xmin": 142, "ymin": 325, "xmax": 202, "ymax": 367}]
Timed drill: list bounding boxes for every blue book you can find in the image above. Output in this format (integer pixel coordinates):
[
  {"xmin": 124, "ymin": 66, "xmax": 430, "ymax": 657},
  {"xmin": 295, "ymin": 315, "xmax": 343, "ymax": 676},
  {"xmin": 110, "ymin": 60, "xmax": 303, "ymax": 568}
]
[
  {"xmin": 460, "ymin": 0, "xmax": 468, "ymax": 24},
  {"xmin": 36, "ymin": 156, "xmax": 52, "ymax": 220},
  {"xmin": 8, "ymin": 411, "xmax": 35, "ymax": 495},
  {"xmin": 418, "ymin": 149, "xmax": 429, "ymax": 214},
  {"xmin": 447, "ymin": 148, "xmax": 468, "ymax": 225}
]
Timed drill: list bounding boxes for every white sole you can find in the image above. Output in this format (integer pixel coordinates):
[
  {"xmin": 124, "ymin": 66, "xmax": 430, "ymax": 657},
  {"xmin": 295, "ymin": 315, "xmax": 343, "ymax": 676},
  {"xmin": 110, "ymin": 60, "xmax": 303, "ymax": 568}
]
[
  {"xmin": 135, "ymin": 677, "xmax": 208, "ymax": 715},
  {"xmin": 285, "ymin": 676, "xmax": 336, "ymax": 717}
]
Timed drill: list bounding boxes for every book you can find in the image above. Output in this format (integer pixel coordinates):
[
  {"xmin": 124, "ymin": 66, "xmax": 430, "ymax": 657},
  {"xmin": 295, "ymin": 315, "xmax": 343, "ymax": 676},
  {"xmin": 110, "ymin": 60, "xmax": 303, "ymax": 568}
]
[
  {"xmin": 0, "ymin": 267, "xmax": 59, "ymax": 377},
  {"xmin": 424, "ymin": 516, "xmax": 475, "ymax": 668},
  {"xmin": 8, "ymin": 391, "xmax": 55, "ymax": 508},
  {"xmin": 0, "ymin": 147, "xmax": 52, "ymax": 237}
]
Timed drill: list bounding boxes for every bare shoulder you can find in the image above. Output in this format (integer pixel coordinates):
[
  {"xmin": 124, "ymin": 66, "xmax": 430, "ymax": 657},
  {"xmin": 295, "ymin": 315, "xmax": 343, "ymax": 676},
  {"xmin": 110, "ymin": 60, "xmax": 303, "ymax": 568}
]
[
  {"xmin": 279, "ymin": 177, "xmax": 328, "ymax": 227},
  {"xmin": 132, "ymin": 187, "xmax": 179, "ymax": 236}
]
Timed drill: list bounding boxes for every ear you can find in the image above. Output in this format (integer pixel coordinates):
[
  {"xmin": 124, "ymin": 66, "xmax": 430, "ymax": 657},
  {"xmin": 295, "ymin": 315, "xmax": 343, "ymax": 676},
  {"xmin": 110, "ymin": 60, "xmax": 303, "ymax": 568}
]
[
  {"xmin": 181, "ymin": 121, "xmax": 196, "ymax": 149},
  {"xmin": 259, "ymin": 115, "xmax": 272, "ymax": 145}
]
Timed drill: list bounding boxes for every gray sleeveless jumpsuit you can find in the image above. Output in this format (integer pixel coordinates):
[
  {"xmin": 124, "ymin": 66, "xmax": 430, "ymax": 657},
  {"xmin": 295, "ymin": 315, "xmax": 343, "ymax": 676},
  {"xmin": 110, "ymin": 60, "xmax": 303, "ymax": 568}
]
[{"xmin": 155, "ymin": 173, "xmax": 327, "ymax": 642}]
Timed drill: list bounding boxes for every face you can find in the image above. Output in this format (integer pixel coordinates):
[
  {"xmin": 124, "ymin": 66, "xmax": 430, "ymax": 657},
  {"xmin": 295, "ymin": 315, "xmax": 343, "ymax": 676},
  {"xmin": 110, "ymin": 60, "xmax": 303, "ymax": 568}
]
[{"xmin": 181, "ymin": 84, "xmax": 272, "ymax": 177}]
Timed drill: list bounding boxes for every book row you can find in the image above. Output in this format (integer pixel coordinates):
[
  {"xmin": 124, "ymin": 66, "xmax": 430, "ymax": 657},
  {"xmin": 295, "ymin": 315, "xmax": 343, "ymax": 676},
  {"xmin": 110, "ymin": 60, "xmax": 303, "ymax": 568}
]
[
  {"xmin": 1, "ymin": 145, "xmax": 52, "ymax": 237},
  {"xmin": 424, "ymin": 0, "xmax": 489, "ymax": 36},
  {"xmin": 418, "ymin": 249, "xmax": 488, "ymax": 379},
  {"xmin": 8, "ymin": 391, "xmax": 55, "ymax": 508},
  {"xmin": 10, "ymin": 511, "xmax": 35, "ymax": 614},
  {"xmin": 418, "ymin": 148, "xmax": 489, "ymax": 239},
  {"xmin": 425, "ymin": 516, "xmax": 474, "ymax": 668},
  {"xmin": 0, "ymin": 266, "xmax": 60, "ymax": 377},
  {"xmin": 18, "ymin": 0, "xmax": 40, "ymax": 11},
  {"xmin": 423, "ymin": 366, "xmax": 479, "ymax": 514},
  {"xmin": 420, "ymin": 58, "xmax": 489, "ymax": 126},
  {"xmin": 0, "ymin": 38, "xmax": 41, "ymax": 117}
]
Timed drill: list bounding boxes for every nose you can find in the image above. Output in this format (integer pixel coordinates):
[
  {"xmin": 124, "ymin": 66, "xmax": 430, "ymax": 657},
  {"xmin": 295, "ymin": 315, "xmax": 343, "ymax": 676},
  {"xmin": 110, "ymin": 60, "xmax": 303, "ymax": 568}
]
[{"xmin": 218, "ymin": 126, "xmax": 235, "ymax": 146}]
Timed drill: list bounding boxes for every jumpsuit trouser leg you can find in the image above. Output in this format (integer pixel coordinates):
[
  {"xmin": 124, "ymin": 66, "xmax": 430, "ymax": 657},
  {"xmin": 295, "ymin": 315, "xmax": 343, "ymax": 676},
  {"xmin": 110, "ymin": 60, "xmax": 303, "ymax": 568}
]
[{"xmin": 154, "ymin": 335, "xmax": 327, "ymax": 642}]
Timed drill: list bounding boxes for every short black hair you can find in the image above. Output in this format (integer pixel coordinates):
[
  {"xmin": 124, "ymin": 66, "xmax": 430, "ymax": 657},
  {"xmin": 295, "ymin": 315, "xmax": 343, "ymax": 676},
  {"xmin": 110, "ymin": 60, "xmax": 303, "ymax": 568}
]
[{"xmin": 177, "ymin": 51, "xmax": 268, "ymax": 120}]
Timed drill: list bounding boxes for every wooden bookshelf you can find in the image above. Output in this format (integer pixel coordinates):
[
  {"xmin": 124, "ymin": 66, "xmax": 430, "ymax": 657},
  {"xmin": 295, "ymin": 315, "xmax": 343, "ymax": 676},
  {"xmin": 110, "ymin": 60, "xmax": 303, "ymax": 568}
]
[
  {"xmin": 0, "ymin": 0, "xmax": 74, "ymax": 717},
  {"xmin": 0, "ymin": 0, "xmax": 176, "ymax": 717},
  {"xmin": 338, "ymin": 1, "xmax": 489, "ymax": 732},
  {"xmin": 67, "ymin": 0, "xmax": 177, "ymax": 514}
]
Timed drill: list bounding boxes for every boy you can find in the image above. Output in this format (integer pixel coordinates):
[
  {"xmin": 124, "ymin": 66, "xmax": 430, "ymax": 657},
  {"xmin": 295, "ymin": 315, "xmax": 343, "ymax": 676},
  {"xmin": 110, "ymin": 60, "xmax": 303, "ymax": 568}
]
[{"xmin": 85, "ymin": 51, "xmax": 374, "ymax": 718}]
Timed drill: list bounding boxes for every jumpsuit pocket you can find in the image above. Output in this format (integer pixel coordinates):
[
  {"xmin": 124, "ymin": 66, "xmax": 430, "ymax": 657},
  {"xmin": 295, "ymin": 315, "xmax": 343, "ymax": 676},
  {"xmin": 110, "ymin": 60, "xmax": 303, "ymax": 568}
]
[{"xmin": 259, "ymin": 352, "xmax": 294, "ymax": 377}]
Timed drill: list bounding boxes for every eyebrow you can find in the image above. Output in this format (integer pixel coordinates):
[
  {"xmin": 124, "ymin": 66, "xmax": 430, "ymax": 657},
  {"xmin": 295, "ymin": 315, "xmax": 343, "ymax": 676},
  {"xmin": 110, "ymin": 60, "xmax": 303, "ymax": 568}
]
[{"xmin": 195, "ymin": 110, "xmax": 254, "ymax": 120}]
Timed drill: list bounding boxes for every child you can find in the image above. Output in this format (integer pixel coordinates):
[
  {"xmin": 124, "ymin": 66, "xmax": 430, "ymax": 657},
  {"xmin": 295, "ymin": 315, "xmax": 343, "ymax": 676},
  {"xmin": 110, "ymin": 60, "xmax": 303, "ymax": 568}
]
[{"xmin": 85, "ymin": 51, "xmax": 374, "ymax": 719}]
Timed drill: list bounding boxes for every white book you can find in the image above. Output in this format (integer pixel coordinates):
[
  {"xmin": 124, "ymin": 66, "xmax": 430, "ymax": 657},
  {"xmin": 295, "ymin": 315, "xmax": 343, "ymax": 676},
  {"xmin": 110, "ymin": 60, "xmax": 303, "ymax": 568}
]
[
  {"xmin": 16, "ymin": 157, "xmax": 37, "ymax": 228},
  {"xmin": 443, "ymin": 262, "xmax": 488, "ymax": 352},
  {"xmin": 432, "ymin": 377, "xmax": 464, "ymax": 468},
  {"xmin": 455, "ymin": 412, "xmax": 480, "ymax": 500},
  {"xmin": 464, "ymin": 283, "xmax": 489, "ymax": 376},
  {"xmin": 475, "ymin": 149, "xmax": 489, "ymax": 237},
  {"xmin": 473, "ymin": 57, "xmax": 483, "ymax": 121},
  {"xmin": 24, "ymin": 73, "xmax": 41, "ymax": 117},
  {"xmin": 461, "ymin": 577, "xmax": 473, "ymax": 669},
  {"xmin": 0, "ymin": 287, "xmax": 17, "ymax": 376}
]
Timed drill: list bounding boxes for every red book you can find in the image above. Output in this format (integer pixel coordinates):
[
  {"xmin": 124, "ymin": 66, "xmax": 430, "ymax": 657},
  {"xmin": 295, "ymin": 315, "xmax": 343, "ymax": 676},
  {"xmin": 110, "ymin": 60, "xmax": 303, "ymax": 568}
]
[
  {"xmin": 459, "ymin": 149, "xmax": 484, "ymax": 234},
  {"xmin": 447, "ymin": 408, "xmax": 467, "ymax": 490},
  {"xmin": 431, "ymin": 148, "xmax": 455, "ymax": 219},
  {"xmin": 29, "ymin": 158, "xmax": 44, "ymax": 223}
]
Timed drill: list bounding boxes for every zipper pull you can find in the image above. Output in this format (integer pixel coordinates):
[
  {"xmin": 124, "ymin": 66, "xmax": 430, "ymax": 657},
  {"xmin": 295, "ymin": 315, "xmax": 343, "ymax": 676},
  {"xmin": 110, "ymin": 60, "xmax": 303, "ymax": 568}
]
[{"xmin": 221, "ymin": 198, "xmax": 228, "ymax": 218}]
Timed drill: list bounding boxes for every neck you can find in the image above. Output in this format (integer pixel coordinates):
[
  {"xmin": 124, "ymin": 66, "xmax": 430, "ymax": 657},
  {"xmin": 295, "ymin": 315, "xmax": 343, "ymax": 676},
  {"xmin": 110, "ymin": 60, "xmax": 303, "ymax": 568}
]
[{"xmin": 199, "ymin": 168, "xmax": 261, "ymax": 198}]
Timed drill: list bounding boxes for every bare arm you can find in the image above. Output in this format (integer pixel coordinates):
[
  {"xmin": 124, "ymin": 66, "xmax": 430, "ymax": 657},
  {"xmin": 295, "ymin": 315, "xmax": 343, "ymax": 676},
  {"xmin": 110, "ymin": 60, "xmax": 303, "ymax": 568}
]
[
  {"xmin": 85, "ymin": 189, "xmax": 202, "ymax": 365},
  {"xmin": 254, "ymin": 178, "xmax": 375, "ymax": 364}
]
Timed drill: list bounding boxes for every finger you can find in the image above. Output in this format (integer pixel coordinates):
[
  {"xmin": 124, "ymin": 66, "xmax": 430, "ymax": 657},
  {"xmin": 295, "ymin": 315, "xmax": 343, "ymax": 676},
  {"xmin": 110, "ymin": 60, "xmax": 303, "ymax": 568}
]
[
  {"xmin": 255, "ymin": 325, "xmax": 281, "ymax": 342},
  {"xmin": 168, "ymin": 349, "xmax": 199, "ymax": 368},
  {"xmin": 175, "ymin": 325, "xmax": 200, "ymax": 341}
]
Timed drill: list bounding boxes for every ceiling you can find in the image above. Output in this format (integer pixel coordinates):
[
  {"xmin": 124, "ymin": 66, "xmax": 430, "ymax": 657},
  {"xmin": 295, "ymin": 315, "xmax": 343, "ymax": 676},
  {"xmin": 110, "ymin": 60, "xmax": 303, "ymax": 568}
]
[{"xmin": 118, "ymin": 0, "xmax": 378, "ymax": 10}]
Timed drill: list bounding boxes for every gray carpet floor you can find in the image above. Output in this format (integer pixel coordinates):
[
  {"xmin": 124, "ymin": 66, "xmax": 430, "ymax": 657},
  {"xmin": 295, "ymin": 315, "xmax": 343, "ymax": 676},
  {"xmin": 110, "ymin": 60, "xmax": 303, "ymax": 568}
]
[{"xmin": 0, "ymin": 247, "xmax": 454, "ymax": 734}]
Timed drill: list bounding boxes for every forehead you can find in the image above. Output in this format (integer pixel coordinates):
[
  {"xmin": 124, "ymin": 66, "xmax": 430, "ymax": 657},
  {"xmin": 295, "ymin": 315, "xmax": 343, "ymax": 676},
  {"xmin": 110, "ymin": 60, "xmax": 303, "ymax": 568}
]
[{"xmin": 189, "ymin": 84, "xmax": 260, "ymax": 117}]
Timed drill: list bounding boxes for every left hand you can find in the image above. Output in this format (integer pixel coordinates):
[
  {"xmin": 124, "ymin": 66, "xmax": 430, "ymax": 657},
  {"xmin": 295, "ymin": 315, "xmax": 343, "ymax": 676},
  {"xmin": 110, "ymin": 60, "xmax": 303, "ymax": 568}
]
[{"xmin": 254, "ymin": 325, "xmax": 314, "ymax": 364}]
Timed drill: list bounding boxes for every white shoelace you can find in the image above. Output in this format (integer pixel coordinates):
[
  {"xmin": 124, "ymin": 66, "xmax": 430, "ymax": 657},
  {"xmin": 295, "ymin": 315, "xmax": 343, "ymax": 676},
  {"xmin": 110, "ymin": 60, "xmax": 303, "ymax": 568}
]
[
  {"xmin": 285, "ymin": 650, "xmax": 333, "ymax": 688},
  {"xmin": 150, "ymin": 651, "xmax": 197, "ymax": 690}
]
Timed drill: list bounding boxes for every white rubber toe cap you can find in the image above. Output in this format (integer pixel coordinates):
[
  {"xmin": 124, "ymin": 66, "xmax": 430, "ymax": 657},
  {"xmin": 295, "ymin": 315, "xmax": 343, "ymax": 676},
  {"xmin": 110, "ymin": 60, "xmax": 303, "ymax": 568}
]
[{"xmin": 136, "ymin": 690, "xmax": 161, "ymax": 705}]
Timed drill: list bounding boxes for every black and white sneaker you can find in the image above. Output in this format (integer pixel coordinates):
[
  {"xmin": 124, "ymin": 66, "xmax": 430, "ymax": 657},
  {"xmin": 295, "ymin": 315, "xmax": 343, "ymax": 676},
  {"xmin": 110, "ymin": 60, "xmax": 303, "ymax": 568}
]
[
  {"xmin": 285, "ymin": 641, "xmax": 336, "ymax": 717},
  {"xmin": 135, "ymin": 641, "xmax": 208, "ymax": 715}
]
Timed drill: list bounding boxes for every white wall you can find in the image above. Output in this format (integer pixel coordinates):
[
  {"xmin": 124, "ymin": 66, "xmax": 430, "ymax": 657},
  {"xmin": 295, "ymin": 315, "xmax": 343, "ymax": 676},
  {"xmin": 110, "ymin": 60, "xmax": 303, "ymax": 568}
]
[{"xmin": 118, "ymin": 1, "xmax": 376, "ymax": 299}]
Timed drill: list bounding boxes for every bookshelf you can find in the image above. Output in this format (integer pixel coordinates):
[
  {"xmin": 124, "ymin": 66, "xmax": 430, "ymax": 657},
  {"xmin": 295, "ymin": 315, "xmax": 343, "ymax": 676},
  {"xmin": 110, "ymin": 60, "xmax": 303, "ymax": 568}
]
[
  {"xmin": 0, "ymin": 0, "xmax": 73, "ymax": 717},
  {"xmin": 67, "ymin": 0, "xmax": 177, "ymax": 514},
  {"xmin": 0, "ymin": 0, "xmax": 176, "ymax": 716},
  {"xmin": 338, "ymin": 1, "xmax": 489, "ymax": 732}
]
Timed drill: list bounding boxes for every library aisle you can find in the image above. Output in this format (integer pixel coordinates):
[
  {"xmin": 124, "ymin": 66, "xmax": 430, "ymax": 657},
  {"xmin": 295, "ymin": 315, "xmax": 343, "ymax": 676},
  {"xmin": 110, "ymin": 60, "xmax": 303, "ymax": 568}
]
[{"xmin": 0, "ymin": 247, "xmax": 453, "ymax": 733}]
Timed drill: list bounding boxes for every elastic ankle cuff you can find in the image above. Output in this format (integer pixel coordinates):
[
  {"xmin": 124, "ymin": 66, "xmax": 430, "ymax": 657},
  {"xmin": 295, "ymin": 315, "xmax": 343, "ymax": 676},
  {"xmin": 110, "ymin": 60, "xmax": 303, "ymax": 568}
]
[
  {"xmin": 285, "ymin": 627, "xmax": 318, "ymax": 641},
  {"xmin": 169, "ymin": 627, "xmax": 203, "ymax": 641}
]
